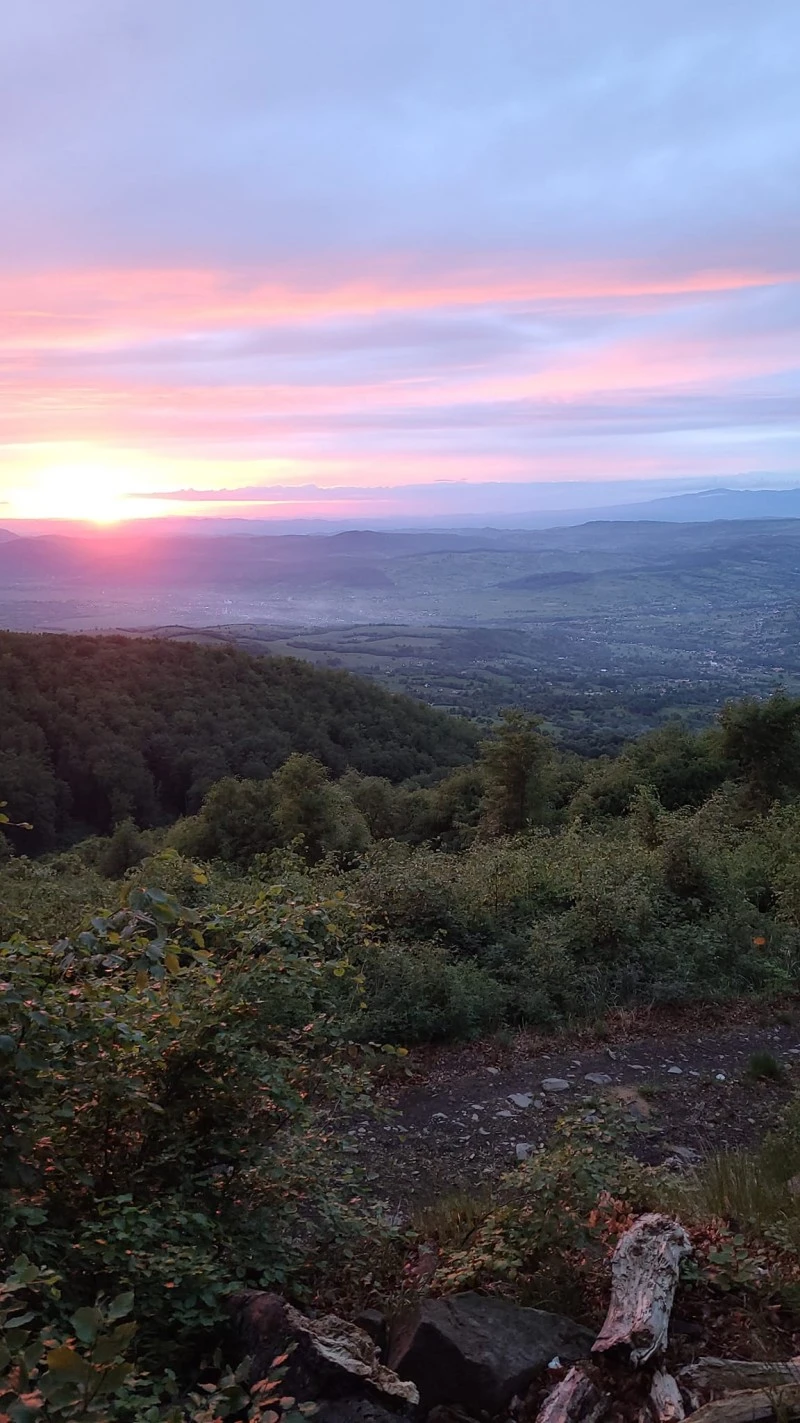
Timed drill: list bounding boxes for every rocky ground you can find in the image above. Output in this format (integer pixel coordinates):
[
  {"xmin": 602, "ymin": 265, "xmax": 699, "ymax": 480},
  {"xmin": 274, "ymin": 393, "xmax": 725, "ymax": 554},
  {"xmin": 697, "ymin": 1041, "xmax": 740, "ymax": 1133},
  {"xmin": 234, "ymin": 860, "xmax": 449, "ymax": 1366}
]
[{"xmin": 346, "ymin": 1003, "xmax": 800, "ymax": 1209}]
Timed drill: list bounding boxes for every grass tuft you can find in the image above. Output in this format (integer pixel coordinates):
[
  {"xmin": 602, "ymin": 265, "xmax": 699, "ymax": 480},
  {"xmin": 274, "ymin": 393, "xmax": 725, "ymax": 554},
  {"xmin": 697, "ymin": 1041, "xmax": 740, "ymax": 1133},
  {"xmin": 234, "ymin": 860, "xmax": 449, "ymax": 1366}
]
[
  {"xmin": 412, "ymin": 1190, "xmax": 491, "ymax": 1249},
  {"xmin": 746, "ymin": 1050, "xmax": 787, "ymax": 1083}
]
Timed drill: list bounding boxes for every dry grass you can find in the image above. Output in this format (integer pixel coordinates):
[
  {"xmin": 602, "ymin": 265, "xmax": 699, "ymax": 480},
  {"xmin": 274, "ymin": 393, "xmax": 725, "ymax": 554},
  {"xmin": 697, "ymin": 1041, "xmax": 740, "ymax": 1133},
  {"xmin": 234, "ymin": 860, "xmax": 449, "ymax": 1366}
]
[
  {"xmin": 411, "ymin": 1189, "xmax": 492, "ymax": 1249},
  {"xmin": 674, "ymin": 1148, "xmax": 800, "ymax": 1244}
]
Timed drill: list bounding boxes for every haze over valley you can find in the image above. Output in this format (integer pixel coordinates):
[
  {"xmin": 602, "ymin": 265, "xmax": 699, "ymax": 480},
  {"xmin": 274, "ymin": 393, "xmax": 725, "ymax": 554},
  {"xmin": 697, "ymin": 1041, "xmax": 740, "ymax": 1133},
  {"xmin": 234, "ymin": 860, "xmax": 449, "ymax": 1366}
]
[{"xmin": 2, "ymin": 486, "xmax": 800, "ymax": 750}]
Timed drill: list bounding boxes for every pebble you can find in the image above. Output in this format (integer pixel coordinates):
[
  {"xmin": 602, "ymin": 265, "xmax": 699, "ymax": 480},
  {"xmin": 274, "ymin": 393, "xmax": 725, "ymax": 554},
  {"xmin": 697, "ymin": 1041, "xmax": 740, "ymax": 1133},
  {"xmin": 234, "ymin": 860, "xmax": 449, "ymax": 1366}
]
[
  {"xmin": 509, "ymin": 1092, "xmax": 535, "ymax": 1108},
  {"xmin": 486, "ymin": 1066, "xmax": 501, "ymax": 1074},
  {"xmin": 541, "ymin": 1078, "xmax": 570, "ymax": 1092},
  {"xmin": 667, "ymin": 1066, "xmax": 683, "ymax": 1075},
  {"xmin": 515, "ymin": 1142, "xmax": 535, "ymax": 1161},
  {"xmin": 585, "ymin": 1072, "xmax": 612, "ymax": 1086}
]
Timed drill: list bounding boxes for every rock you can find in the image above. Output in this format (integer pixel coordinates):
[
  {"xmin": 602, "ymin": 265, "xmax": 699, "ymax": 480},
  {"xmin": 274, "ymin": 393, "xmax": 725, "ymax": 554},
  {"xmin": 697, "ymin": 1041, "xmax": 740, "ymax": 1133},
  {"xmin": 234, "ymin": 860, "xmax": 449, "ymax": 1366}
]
[
  {"xmin": 509, "ymin": 1093, "xmax": 535, "ymax": 1108},
  {"xmin": 610, "ymin": 1085, "xmax": 650, "ymax": 1121},
  {"xmin": 662, "ymin": 1155, "xmax": 691, "ymax": 1172},
  {"xmin": 584, "ymin": 1072, "xmax": 612, "ymax": 1086},
  {"xmin": 318, "ymin": 1401, "xmax": 408, "ymax": 1423},
  {"xmin": 515, "ymin": 1141, "xmax": 535, "ymax": 1160},
  {"xmin": 541, "ymin": 1078, "xmax": 570, "ymax": 1092},
  {"xmin": 355, "ymin": 1309, "xmax": 389, "ymax": 1357},
  {"xmin": 229, "ymin": 1292, "xmax": 418, "ymax": 1410},
  {"xmin": 388, "ymin": 1292, "xmax": 594, "ymax": 1414},
  {"xmin": 664, "ymin": 1145, "xmax": 700, "ymax": 1165},
  {"xmin": 667, "ymin": 1066, "xmax": 683, "ymax": 1075},
  {"xmin": 427, "ymin": 1408, "xmax": 479, "ymax": 1423}
]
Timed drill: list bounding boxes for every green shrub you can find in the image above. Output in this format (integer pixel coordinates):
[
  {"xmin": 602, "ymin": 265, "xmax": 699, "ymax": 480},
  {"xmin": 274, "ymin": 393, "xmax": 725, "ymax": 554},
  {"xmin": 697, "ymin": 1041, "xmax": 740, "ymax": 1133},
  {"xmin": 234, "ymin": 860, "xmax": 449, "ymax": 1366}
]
[
  {"xmin": 745, "ymin": 1050, "xmax": 787, "ymax": 1083},
  {"xmin": 345, "ymin": 941, "xmax": 509, "ymax": 1043},
  {"xmin": 0, "ymin": 879, "xmax": 384, "ymax": 1391}
]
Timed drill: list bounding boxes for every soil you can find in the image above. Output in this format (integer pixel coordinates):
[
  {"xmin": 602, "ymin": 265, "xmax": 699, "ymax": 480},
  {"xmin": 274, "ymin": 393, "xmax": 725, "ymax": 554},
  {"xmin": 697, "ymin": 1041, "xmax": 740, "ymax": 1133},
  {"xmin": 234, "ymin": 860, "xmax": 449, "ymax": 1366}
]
[{"xmin": 346, "ymin": 1003, "xmax": 800, "ymax": 1209}]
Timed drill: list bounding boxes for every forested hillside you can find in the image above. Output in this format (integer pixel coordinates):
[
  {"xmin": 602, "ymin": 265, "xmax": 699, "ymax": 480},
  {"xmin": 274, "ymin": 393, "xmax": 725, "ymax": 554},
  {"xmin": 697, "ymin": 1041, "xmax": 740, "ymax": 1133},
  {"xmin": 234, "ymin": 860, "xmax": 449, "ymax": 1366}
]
[{"xmin": 0, "ymin": 631, "xmax": 477, "ymax": 848}]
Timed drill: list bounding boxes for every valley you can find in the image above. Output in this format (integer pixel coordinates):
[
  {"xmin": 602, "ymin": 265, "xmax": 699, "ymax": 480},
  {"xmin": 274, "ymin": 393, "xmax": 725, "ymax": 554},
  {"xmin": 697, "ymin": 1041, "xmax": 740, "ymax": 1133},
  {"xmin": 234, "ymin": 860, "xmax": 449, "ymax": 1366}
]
[{"xmin": 2, "ymin": 515, "xmax": 799, "ymax": 749}]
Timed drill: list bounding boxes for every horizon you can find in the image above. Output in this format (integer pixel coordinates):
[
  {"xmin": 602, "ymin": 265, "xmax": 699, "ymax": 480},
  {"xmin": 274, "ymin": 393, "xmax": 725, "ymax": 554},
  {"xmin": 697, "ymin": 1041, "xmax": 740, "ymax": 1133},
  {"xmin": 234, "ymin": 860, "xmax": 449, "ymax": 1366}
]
[{"xmin": 2, "ymin": 3, "xmax": 799, "ymax": 525}]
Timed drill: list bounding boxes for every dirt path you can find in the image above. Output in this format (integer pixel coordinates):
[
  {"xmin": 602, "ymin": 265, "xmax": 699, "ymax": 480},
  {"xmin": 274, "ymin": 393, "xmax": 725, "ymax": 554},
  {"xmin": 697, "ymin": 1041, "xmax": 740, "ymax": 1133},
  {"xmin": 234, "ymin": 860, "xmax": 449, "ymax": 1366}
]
[{"xmin": 346, "ymin": 1010, "xmax": 800, "ymax": 1209}]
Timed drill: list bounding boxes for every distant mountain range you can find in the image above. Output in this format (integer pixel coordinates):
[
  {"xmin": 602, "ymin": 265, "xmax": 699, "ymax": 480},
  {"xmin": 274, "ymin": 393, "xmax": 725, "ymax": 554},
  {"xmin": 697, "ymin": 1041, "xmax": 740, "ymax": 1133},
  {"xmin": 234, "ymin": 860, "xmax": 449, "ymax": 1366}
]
[
  {"xmin": 4, "ymin": 483, "xmax": 800, "ymax": 542},
  {"xmin": 573, "ymin": 486, "xmax": 800, "ymax": 524}
]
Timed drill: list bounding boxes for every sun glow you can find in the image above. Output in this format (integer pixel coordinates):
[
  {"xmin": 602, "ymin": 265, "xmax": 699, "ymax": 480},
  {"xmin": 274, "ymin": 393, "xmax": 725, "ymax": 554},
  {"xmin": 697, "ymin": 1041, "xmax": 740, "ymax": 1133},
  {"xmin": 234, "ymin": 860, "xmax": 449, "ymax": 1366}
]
[{"xmin": 8, "ymin": 464, "xmax": 132, "ymax": 524}]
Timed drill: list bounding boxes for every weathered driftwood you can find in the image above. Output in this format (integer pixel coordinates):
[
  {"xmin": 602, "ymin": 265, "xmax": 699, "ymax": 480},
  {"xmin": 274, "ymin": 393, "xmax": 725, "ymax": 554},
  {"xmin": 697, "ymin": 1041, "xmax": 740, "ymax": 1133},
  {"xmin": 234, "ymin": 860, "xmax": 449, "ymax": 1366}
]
[
  {"xmin": 646, "ymin": 1369, "xmax": 685, "ymax": 1423},
  {"xmin": 535, "ymin": 1366, "xmax": 608, "ymax": 1423},
  {"xmin": 681, "ymin": 1385, "xmax": 800, "ymax": 1423},
  {"xmin": 679, "ymin": 1360, "xmax": 800, "ymax": 1395},
  {"xmin": 592, "ymin": 1213, "xmax": 692, "ymax": 1366}
]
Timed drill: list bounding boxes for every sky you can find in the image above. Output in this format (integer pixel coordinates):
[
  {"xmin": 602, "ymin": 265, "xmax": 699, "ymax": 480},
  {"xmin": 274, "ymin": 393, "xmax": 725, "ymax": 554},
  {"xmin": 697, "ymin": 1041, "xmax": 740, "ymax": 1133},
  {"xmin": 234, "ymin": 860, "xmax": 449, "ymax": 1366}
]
[{"xmin": 1, "ymin": 0, "xmax": 799, "ymax": 524}]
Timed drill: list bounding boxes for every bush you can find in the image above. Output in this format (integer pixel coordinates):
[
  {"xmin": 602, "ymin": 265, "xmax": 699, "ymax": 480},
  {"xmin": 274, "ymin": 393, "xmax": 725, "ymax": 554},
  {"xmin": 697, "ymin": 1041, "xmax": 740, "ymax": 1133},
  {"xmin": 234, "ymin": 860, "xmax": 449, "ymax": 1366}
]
[
  {"xmin": 0, "ymin": 878, "xmax": 384, "ymax": 1397},
  {"xmin": 345, "ymin": 940, "xmax": 509, "ymax": 1043},
  {"xmin": 97, "ymin": 817, "xmax": 148, "ymax": 878}
]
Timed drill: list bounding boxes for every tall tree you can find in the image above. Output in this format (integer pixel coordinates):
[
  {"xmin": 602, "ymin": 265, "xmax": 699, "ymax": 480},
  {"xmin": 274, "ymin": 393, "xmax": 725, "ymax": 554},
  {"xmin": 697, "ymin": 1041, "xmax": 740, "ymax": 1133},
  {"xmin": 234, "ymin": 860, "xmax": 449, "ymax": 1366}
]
[
  {"xmin": 479, "ymin": 709, "xmax": 551, "ymax": 834},
  {"xmin": 719, "ymin": 691, "xmax": 800, "ymax": 808}
]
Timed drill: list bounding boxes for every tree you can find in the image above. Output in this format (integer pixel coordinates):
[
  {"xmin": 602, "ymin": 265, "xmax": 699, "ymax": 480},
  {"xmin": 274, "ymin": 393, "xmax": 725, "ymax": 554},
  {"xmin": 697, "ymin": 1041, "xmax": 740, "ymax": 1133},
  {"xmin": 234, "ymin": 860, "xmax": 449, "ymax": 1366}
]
[
  {"xmin": 719, "ymin": 691, "xmax": 800, "ymax": 808},
  {"xmin": 272, "ymin": 754, "xmax": 369, "ymax": 861},
  {"xmin": 97, "ymin": 817, "xmax": 147, "ymax": 878},
  {"xmin": 479, "ymin": 710, "xmax": 551, "ymax": 835},
  {"xmin": 190, "ymin": 776, "xmax": 278, "ymax": 863}
]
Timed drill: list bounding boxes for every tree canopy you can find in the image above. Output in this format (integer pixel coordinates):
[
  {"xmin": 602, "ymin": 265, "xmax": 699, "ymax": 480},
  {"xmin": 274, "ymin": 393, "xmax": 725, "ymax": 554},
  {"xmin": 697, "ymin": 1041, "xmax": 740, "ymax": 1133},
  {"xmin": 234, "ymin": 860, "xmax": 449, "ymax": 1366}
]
[{"xmin": 0, "ymin": 632, "xmax": 477, "ymax": 849}]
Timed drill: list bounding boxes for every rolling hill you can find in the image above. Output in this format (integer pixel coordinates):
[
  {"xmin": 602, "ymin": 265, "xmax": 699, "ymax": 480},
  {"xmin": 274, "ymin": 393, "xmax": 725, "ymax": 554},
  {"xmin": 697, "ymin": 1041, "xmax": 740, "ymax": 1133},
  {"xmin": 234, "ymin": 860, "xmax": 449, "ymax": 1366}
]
[{"xmin": 0, "ymin": 631, "xmax": 477, "ymax": 848}]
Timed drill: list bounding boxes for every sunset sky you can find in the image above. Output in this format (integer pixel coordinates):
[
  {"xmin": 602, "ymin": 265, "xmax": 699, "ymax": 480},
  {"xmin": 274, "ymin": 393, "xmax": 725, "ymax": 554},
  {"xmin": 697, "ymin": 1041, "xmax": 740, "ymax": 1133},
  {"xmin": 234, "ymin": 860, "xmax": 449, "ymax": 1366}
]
[{"xmin": 1, "ymin": 1, "xmax": 799, "ymax": 524}]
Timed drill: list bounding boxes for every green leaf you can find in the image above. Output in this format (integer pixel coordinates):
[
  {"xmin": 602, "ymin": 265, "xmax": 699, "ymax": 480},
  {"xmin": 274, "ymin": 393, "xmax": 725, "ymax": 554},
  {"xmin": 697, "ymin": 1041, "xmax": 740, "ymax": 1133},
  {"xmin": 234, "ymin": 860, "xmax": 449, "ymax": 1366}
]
[
  {"xmin": 92, "ymin": 1324, "xmax": 135, "ymax": 1364},
  {"xmin": 94, "ymin": 1360, "xmax": 132, "ymax": 1394},
  {"xmin": 70, "ymin": 1305, "xmax": 102, "ymax": 1344},
  {"xmin": 106, "ymin": 1290, "xmax": 135, "ymax": 1322},
  {"xmin": 46, "ymin": 1342, "xmax": 92, "ymax": 1382}
]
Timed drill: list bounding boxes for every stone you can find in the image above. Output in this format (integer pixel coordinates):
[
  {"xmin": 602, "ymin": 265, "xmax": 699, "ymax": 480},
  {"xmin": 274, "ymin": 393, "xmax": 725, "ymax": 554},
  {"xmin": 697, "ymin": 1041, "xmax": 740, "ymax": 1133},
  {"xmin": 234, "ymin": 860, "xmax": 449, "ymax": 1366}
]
[
  {"xmin": 427, "ymin": 1408, "xmax": 480, "ymax": 1423},
  {"xmin": 388, "ymin": 1292, "xmax": 594, "ymax": 1414},
  {"xmin": 667, "ymin": 1066, "xmax": 683, "ymax": 1075},
  {"xmin": 664, "ymin": 1145, "xmax": 700, "ymax": 1165},
  {"xmin": 355, "ymin": 1309, "xmax": 389, "ymax": 1357},
  {"xmin": 318, "ymin": 1401, "xmax": 407, "ymax": 1423},
  {"xmin": 515, "ymin": 1141, "xmax": 535, "ymax": 1160},
  {"xmin": 541, "ymin": 1078, "xmax": 570, "ymax": 1092},
  {"xmin": 229, "ymin": 1292, "xmax": 418, "ymax": 1409},
  {"xmin": 509, "ymin": 1092, "xmax": 534, "ymax": 1108},
  {"xmin": 584, "ymin": 1072, "xmax": 612, "ymax": 1086}
]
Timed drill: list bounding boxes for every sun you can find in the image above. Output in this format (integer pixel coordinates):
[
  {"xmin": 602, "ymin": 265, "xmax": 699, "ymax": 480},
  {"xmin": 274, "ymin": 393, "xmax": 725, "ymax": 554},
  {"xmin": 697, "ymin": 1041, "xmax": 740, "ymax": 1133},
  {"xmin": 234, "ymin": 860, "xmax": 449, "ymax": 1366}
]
[{"xmin": 8, "ymin": 464, "xmax": 130, "ymax": 524}]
